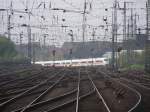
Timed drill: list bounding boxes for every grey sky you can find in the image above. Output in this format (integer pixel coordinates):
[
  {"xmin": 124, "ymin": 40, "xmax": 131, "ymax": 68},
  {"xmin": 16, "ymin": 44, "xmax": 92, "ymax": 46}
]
[{"xmin": 0, "ymin": 0, "xmax": 147, "ymax": 46}]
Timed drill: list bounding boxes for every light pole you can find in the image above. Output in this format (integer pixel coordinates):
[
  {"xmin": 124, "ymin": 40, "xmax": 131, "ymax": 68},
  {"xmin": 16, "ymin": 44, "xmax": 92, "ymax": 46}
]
[
  {"xmin": 52, "ymin": 49, "xmax": 56, "ymax": 67},
  {"xmin": 19, "ymin": 32, "xmax": 23, "ymax": 52},
  {"xmin": 91, "ymin": 28, "xmax": 96, "ymax": 66},
  {"xmin": 68, "ymin": 30, "xmax": 74, "ymax": 66},
  {"xmin": 21, "ymin": 24, "xmax": 32, "ymax": 63}
]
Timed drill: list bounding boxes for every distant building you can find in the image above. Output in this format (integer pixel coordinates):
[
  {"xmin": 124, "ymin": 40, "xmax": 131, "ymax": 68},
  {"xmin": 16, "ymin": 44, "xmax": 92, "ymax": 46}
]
[
  {"xmin": 124, "ymin": 34, "xmax": 147, "ymax": 50},
  {"xmin": 62, "ymin": 41, "xmax": 115, "ymax": 59}
]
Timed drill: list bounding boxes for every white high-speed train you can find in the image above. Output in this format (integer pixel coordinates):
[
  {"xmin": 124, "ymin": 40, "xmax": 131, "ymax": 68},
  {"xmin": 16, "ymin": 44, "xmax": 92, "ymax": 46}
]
[{"xmin": 34, "ymin": 57, "xmax": 109, "ymax": 67}]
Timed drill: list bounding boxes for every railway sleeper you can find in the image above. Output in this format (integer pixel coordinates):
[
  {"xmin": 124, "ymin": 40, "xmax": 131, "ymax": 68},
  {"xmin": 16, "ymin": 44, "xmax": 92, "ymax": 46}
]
[
  {"xmin": 115, "ymin": 88, "xmax": 126, "ymax": 99},
  {"xmin": 46, "ymin": 90, "xmax": 95, "ymax": 112},
  {"xmin": 0, "ymin": 97, "xmax": 11, "ymax": 104},
  {"xmin": 105, "ymin": 80, "xmax": 113, "ymax": 87},
  {"xmin": 11, "ymin": 89, "xmax": 77, "ymax": 112}
]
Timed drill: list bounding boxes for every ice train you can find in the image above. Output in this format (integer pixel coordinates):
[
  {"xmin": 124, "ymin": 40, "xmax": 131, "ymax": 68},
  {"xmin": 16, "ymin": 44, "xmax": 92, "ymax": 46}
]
[{"xmin": 35, "ymin": 57, "xmax": 109, "ymax": 67}]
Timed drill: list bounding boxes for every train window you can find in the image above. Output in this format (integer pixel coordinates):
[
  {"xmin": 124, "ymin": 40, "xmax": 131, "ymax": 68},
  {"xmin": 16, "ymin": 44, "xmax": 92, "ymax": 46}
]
[
  {"xmin": 44, "ymin": 63, "xmax": 51, "ymax": 66},
  {"xmin": 96, "ymin": 60, "xmax": 103, "ymax": 63},
  {"xmin": 55, "ymin": 63, "xmax": 59, "ymax": 65},
  {"xmin": 104, "ymin": 59, "xmax": 108, "ymax": 61},
  {"xmin": 72, "ymin": 62, "xmax": 78, "ymax": 64},
  {"xmin": 81, "ymin": 61, "xmax": 86, "ymax": 63}
]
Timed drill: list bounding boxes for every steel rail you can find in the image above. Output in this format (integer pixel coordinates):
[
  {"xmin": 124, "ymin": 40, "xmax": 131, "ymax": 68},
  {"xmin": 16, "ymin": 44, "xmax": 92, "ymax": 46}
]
[
  {"xmin": 0, "ymin": 69, "xmax": 46, "ymax": 87},
  {"xmin": 0, "ymin": 68, "xmax": 33, "ymax": 78},
  {"xmin": 0, "ymin": 88, "xmax": 46, "ymax": 104},
  {"xmin": 45, "ymin": 90, "xmax": 95, "ymax": 112},
  {"xmin": 75, "ymin": 69, "xmax": 80, "ymax": 112},
  {"xmin": 20, "ymin": 74, "xmax": 65, "ymax": 112},
  {"xmin": 118, "ymin": 80, "xmax": 141, "ymax": 112},
  {"xmin": 0, "ymin": 88, "xmax": 30, "ymax": 97},
  {"xmin": 88, "ymin": 75, "xmax": 111, "ymax": 112},
  {"xmin": 12, "ymin": 89, "xmax": 77, "ymax": 112},
  {"xmin": 0, "ymin": 70, "xmax": 62, "ymax": 109},
  {"xmin": 137, "ymin": 83, "xmax": 150, "ymax": 86},
  {"xmin": 99, "ymin": 71, "xmax": 142, "ymax": 112},
  {"xmin": 120, "ymin": 78, "xmax": 150, "ymax": 90}
]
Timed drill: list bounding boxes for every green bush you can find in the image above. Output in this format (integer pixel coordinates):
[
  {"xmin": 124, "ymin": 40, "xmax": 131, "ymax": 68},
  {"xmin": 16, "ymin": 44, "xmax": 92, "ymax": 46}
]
[
  {"xmin": 0, "ymin": 36, "xmax": 17, "ymax": 60},
  {"xmin": 118, "ymin": 51, "xmax": 145, "ymax": 70}
]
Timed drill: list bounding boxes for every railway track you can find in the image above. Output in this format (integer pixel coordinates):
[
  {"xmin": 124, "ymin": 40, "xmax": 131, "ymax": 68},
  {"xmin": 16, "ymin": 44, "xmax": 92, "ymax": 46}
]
[
  {"xmin": 0, "ymin": 69, "xmax": 58, "ymax": 103},
  {"xmin": 110, "ymin": 69, "xmax": 150, "ymax": 89},
  {"xmin": 0, "ymin": 69, "xmax": 66, "ymax": 112},
  {"xmin": 0, "ymin": 67, "xmax": 146, "ymax": 112},
  {"xmin": 17, "ymin": 88, "xmax": 78, "ymax": 112},
  {"xmin": 0, "ymin": 70, "xmax": 41, "ymax": 87},
  {"xmin": 14, "ymin": 69, "xmax": 80, "ymax": 112},
  {"xmin": 0, "ymin": 68, "xmax": 60, "ymax": 91},
  {"xmin": 98, "ymin": 68, "xmax": 150, "ymax": 112},
  {"xmin": 77, "ymin": 75, "xmax": 111, "ymax": 112},
  {"xmin": 46, "ymin": 69, "xmax": 111, "ymax": 112},
  {"xmin": 131, "ymin": 77, "xmax": 150, "ymax": 89},
  {"xmin": 0, "ymin": 68, "xmax": 53, "ymax": 87},
  {"xmin": 90, "ymin": 69, "xmax": 142, "ymax": 112},
  {"xmin": 120, "ymin": 77, "xmax": 150, "ymax": 90},
  {"xmin": 118, "ymin": 78, "xmax": 150, "ymax": 112}
]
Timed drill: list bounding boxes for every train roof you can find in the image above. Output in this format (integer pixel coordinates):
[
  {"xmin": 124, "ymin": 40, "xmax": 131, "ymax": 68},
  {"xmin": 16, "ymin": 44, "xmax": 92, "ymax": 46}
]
[{"xmin": 34, "ymin": 57, "xmax": 108, "ymax": 64}]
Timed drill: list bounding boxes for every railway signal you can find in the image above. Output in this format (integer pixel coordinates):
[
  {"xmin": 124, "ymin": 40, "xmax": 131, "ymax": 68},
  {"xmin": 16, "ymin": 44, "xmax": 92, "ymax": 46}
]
[{"xmin": 52, "ymin": 49, "xmax": 56, "ymax": 67}]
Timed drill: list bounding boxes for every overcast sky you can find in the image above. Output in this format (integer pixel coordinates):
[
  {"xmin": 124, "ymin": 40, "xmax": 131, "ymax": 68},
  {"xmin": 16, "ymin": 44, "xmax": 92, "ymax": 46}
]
[{"xmin": 0, "ymin": 0, "xmax": 147, "ymax": 46}]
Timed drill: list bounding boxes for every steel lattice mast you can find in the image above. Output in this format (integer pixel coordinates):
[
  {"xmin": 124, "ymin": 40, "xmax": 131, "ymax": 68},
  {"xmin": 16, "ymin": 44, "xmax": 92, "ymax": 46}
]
[{"xmin": 145, "ymin": 1, "xmax": 150, "ymax": 72}]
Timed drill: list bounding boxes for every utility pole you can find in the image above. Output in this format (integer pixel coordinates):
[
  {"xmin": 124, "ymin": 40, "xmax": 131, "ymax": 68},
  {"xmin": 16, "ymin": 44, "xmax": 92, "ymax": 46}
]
[
  {"xmin": 123, "ymin": 2, "xmax": 127, "ymax": 47},
  {"xmin": 27, "ymin": 9, "xmax": 32, "ymax": 63},
  {"xmin": 130, "ymin": 8, "xmax": 134, "ymax": 64},
  {"xmin": 91, "ymin": 28, "xmax": 95, "ymax": 66},
  {"xmin": 132, "ymin": 13, "xmax": 138, "ymax": 64},
  {"xmin": 146, "ymin": 2, "xmax": 148, "ymax": 72},
  {"xmin": 112, "ymin": 9, "xmax": 115, "ymax": 70},
  {"xmin": 134, "ymin": 14, "xmax": 137, "ymax": 39},
  {"xmin": 19, "ymin": 32, "xmax": 23, "ymax": 52},
  {"xmin": 127, "ymin": 19, "xmax": 130, "ymax": 65},
  {"xmin": 115, "ymin": 0, "xmax": 118, "ymax": 71},
  {"xmin": 112, "ymin": 0, "xmax": 118, "ymax": 71},
  {"xmin": 7, "ymin": 2, "xmax": 13, "ymax": 40},
  {"xmin": 145, "ymin": 1, "xmax": 150, "ymax": 72},
  {"xmin": 52, "ymin": 49, "xmax": 56, "ymax": 67},
  {"xmin": 27, "ymin": 25, "xmax": 32, "ymax": 63},
  {"xmin": 69, "ymin": 30, "xmax": 74, "ymax": 66},
  {"xmin": 121, "ymin": 2, "xmax": 127, "ymax": 68},
  {"xmin": 32, "ymin": 34, "xmax": 35, "ymax": 64},
  {"xmin": 52, "ymin": 38, "xmax": 56, "ymax": 67},
  {"xmin": 7, "ymin": 14, "xmax": 11, "ymax": 40},
  {"xmin": 43, "ymin": 35, "xmax": 46, "ymax": 48},
  {"xmin": 120, "ymin": 2, "xmax": 134, "ymax": 67},
  {"xmin": 82, "ymin": 0, "xmax": 87, "ymax": 43},
  {"xmin": 131, "ymin": 9, "xmax": 134, "ymax": 39}
]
